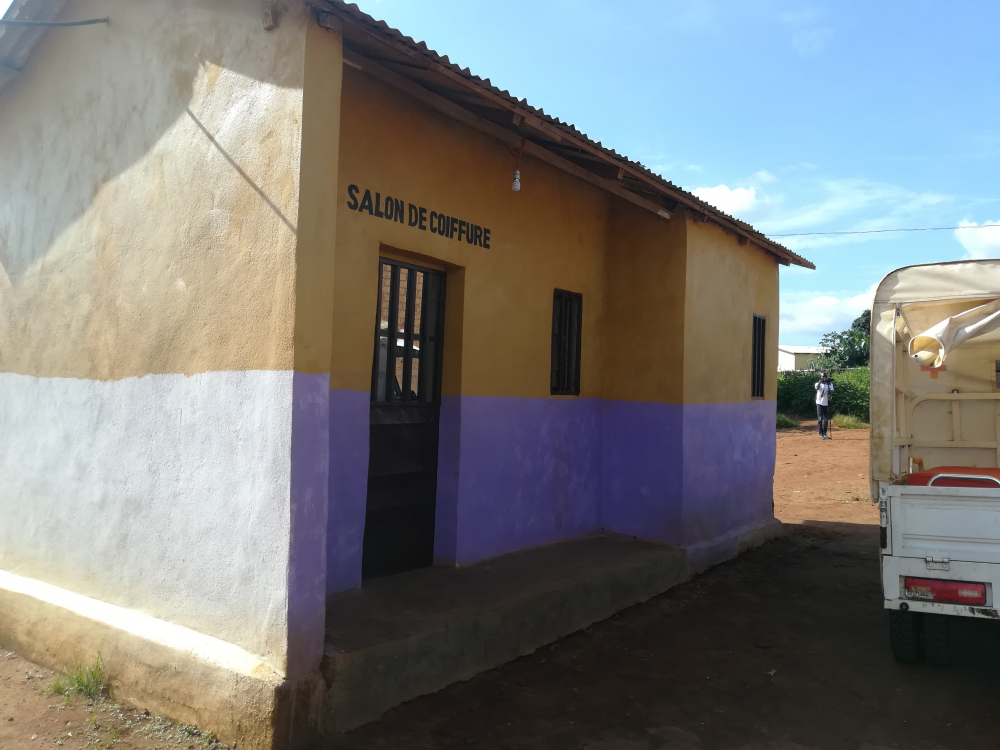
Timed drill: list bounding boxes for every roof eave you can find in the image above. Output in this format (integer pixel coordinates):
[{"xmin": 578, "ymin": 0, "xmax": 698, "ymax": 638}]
[{"xmin": 314, "ymin": 0, "xmax": 814, "ymax": 270}]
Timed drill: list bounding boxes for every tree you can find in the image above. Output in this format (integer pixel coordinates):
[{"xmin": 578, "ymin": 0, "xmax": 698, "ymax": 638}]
[
  {"xmin": 816, "ymin": 310, "xmax": 870, "ymax": 370},
  {"xmin": 850, "ymin": 309, "xmax": 871, "ymax": 338}
]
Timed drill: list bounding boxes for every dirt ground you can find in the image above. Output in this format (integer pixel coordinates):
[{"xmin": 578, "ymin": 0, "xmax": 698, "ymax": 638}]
[
  {"xmin": 326, "ymin": 422, "xmax": 999, "ymax": 750},
  {"xmin": 773, "ymin": 421, "xmax": 878, "ymax": 526},
  {"xmin": 0, "ymin": 652, "xmax": 229, "ymax": 750},
  {"xmin": 3, "ymin": 423, "xmax": 1000, "ymax": 749}
]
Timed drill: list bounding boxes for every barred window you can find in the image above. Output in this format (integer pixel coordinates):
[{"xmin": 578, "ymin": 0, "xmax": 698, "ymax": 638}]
[
  {"xmin": 551, "ymin": 289, "xmax": 583, "ymax": 396},
  {"xmin": 751, "ymin": 314, "xmax": 766, "ymax": 399}
]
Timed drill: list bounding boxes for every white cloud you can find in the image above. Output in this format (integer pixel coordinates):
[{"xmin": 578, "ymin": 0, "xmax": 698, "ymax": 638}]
[
  {"xmin": 955, "ymin": 220, "xmax": 1000, "ymax": 259},
  {"xmin": 692, "ymin": 171, "xmax": 778, "ymax": 218},
  {"xmin": 0, "ymin": 0, "xmax": 14, "ymax": 18},
  {"xmin": 693, "ymin": 185, "xmax": 757, "ymax": 216},
  {"xmin": 779, "ymin": 9, "xmax": 833, "ymax": 57},
  {"xmin": 693, "ymin": 176, "xmax": 948, "ymax": 243},
  {"xmin": 754, "ymin": 178, "xmax": 950, "ymax": 249},
  {"xmin": 791, "ymin": 27, "xmax": 834, "ymax": 57},
  {"xmin": 780, "ymin": 286, "xmax": 876, "ymax": 344}
]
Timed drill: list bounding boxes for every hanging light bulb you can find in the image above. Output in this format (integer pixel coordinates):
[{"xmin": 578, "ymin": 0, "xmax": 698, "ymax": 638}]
[{"xmin": 512, "ymin": 169, "xmax": 521, "ymax": 192}]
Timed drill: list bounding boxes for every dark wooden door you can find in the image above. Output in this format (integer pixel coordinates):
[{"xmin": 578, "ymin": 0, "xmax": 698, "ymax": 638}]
[{"xmin": 363, "ymin": 258, "xmax": 446, "ymax": 581}]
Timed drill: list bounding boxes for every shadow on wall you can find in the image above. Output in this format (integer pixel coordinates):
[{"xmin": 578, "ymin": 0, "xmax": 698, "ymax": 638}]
[
  {"xmin": 0, "ymin": 0, "xmax": 308, "ymax": 378},
  {"xmin": 0, "ymin": 0, "xmax": 303, "ymax": 279}
]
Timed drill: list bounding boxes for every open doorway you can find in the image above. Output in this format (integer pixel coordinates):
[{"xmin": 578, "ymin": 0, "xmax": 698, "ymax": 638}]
[{"xmin": 362, "ymin": 258, "xmax": 447, "ymax": 581}]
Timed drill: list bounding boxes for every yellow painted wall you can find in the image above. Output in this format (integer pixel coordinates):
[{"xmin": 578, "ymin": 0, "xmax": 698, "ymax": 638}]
[
  {"xmin": 794, "ymin": 352, "xmax": 821, "ymax": 370},
  {"xmin": 295, "ymin": 19, "xmax": 344, "ymax": 375},
  {"xmin": 332, "ymin": 67, "xmax": 612, "ymax": 399},
  {"xmin": 332, "ymin": 67, "xmax": 782, "ymax": 406},
  {"xmin": 0, "ymin": 0, "xmax": 307, "ymax": 380},
  {"xmin": 604, "ymin": 200, "xmax": 687, "ymax": 403},
  {"xmin": 683, "ymin": 220, "xmax": 779, "ymax": 403}
]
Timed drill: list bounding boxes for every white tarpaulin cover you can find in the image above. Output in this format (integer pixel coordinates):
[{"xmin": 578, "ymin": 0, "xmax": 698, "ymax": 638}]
[
  {"xmin": 907, "ymin": 298, "xmax": 1000, "ymax": 368},
  {"xmin": 870, "ymin": 260, "xmax": 1000, "ymax": 496}
]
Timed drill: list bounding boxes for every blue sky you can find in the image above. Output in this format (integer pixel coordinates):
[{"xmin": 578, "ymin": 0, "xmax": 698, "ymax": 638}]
[{"xmin": 351, "ymin": 0, "xmax": 1000, "ymax": 344}]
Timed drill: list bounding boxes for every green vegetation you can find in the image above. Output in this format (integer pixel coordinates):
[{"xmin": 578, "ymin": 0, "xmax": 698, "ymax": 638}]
[
  {"xmin": 776, "ymin": 413, "xmax": 799, "ymax": 429},
  {"xmin": 48, "ymin": 655, "xmax": 108, "ymax": 701},
  {"xmin": 832, "ymin": 413, "xmax": 869, "ymax": 429},
  {"xmin": 816, "ymin": 310, "xmax": 871, "ymax": 370},
  {"xmin": 777, "ymin": 367, "xmax": 869, "ymax": 421}
]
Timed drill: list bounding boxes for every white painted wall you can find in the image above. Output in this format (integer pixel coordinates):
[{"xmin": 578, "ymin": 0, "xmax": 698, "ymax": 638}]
[
  {"xmin": 778, "ymin": 350, "xmax": 797, "ymax": 371},
  {"xmin": 0, "ymin": 370, "xmax": 294, "ymax": 665}
]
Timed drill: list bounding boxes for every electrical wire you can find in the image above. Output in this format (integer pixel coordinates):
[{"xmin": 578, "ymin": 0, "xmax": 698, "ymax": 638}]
[
  {"xmin": 0, "ymin": 18, "xmax": 109, "ymax": 27},
  {"xmin": 767, "ymin": 223, "xmax": 1000, "ymax": 238}
]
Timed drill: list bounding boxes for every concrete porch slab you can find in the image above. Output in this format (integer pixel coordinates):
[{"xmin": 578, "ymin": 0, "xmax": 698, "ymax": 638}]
[{"xmin": 321, "ymin": 534, "xmax": 687, "ymax": 732}]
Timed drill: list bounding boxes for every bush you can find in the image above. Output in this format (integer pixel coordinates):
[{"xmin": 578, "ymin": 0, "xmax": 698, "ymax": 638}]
[
  {"xmin": 832, "ymin": 413, "xmax": 869, "ymax": 429},
  {"xmin": 777, "ymin": 367, "xmax": 869, "ymax": 421},
  {"xmin": 776, "ymin": 413, "xmax": 799, "ymax": 429}
]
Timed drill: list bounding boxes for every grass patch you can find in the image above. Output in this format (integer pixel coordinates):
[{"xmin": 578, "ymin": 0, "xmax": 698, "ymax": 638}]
[
  {"xmin": 48, "ymin": 655, "xmax": 108, "ymax": 701},
  {"xmin": 832, "ymin": 413, "xmax": 869, "ymax": 429},
  {"xmin": 776, "ymin": 413, "xmax": 799, "ymax": 429}
]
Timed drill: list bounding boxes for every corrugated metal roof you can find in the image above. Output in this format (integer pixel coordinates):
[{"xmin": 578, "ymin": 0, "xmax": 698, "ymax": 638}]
[
  {"xmin": 779, "ymin": 346, "xmax": 829, "ymax": 354},
  {"xmin": 0, "ymin": 0, "xmax": 64, "ymax": 95},
  {"xmin": 312, "ymin": 0, "xmax": 814, "ymax": 270}
]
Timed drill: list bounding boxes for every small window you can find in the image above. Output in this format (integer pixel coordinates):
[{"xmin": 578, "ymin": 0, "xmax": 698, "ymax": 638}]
[
  {"xmin": 551, "ymin": 289, "xmax": 583, "ymax": 396},
  {"xmin": 994, "ymin": 361, "xmax": 1000, "ymax": 389},
  {"xmin": 751, "ymin": 314, "xmax": 766, "ymax": 399}
]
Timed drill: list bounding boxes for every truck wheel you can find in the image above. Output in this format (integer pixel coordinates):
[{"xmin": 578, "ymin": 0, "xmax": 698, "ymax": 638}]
[
  {"xmin": 922, "ymin": 613, "xmax": 951, "ymax": 666},
  {"xmin": 889, "ymin": 610, "xmax": 921, "ymax": 663}
]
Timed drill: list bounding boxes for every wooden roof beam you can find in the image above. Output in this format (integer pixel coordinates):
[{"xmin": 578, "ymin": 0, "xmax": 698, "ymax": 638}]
[
  {"xmin": 321, "ymin": 6, "xmax": 814, "ymax": 269},
  {"xmin": 340, "ymin": 47, "xmax": 673, "ymax": 222}
]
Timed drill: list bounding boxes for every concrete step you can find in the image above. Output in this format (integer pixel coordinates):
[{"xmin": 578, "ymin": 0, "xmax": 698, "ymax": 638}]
[{"xmin": 321, "ymin": 534, "xmax": 687, "ymax": 732}]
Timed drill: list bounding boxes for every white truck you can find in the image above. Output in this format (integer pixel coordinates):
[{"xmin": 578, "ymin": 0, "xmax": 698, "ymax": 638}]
[{"xmin": 872, "ymin": 260, "xmax": 1000, "ymax": 664}]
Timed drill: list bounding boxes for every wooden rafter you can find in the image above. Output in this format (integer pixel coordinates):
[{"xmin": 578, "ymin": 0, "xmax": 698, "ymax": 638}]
[
  {"xmin": 315, "ymin": 3, "xmax": 813, "ymax": 268},
  {"xmin": 340, "ymin": 47, "xmax": 674, "ymax": 222}
]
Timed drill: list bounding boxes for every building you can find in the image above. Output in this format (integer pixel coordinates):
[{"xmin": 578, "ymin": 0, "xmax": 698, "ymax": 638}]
[
  {"xmin": 778, "ymin": 345, "xmax": 828, "ymax": 371},
  {"xmin": 0, "ymin": 0, "xmax": 813, "ymax": 747}
]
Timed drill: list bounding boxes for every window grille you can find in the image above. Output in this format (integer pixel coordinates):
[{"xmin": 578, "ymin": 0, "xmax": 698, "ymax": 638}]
[
  {"xmin": 551, "ymin": 289, "xmax": 583, "ymax": 396},
  {"xmin": 371, "ymin": 259, "xmax": 446, "ymax": 404},
  {"xmin": 751, "ymin": 314, "xmax": 766, "ymax": 399}
]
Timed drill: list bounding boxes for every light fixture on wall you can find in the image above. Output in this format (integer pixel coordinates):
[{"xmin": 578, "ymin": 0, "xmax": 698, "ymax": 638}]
[{"xmin": 502, "ymin": 137, "xmax": 527, "ymax": 193}]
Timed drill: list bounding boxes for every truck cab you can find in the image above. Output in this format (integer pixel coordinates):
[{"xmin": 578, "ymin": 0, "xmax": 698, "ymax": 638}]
[{"xmin": 871, "ymin": 260, "xmax": 1000, "ymax": 663}]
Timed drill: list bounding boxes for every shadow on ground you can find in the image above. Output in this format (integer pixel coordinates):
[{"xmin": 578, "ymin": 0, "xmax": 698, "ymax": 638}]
[{"xmin": 326, "ymin": 522, "xmax": 1000, "ymax": 750}]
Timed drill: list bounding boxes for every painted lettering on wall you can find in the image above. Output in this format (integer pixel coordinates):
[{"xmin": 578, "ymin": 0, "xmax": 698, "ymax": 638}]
[{"xmin": 346, "ymin": 184, "xmax": 491, "ymax": 249}]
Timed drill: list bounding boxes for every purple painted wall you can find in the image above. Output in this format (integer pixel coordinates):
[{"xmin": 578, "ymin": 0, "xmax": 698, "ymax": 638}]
[
  {"xmin": 601, "ymin": 400, "xmax": 684, "ymax": 544},
  {"xmin": 681, "ymin": 400, "xmax": 776, "ymax": 547},
  {"xmin": 434, "ymin": 395, "xmax": 604, "ymax": 565},
  {"xmin": 433, "ymin": 397, "xmax": 775, "ymax": 567},
  {"xmin": 326, "ymin": 389, "xmax": 370, "ymax": 594},
  {"xmin": 288, "ymin": 372, "xmax": 331, "ymax": 676},
  {"xmin": 324, "ymin": 393, "xmax": 776, "ymax": 591}
]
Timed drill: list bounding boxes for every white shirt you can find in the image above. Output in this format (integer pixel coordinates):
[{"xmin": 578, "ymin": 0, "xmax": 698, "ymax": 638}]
[{"xmin": 815, "ymin": 381, "xmax": 834, "ymax": 406}]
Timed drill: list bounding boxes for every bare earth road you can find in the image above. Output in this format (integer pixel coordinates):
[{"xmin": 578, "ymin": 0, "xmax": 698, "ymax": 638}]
[{"xmin": 3, "ymin": 424, "xmax": 1000, "ymax": 749}]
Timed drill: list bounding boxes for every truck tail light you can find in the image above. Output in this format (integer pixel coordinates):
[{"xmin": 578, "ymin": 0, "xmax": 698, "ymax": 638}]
[{"xmin": 904, "ymin": 577, "xmax": 987, "ymax": 606}]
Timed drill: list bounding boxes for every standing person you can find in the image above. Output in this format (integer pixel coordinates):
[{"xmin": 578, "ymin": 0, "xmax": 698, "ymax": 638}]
[{"xmin": 815, "ymin": 371, "xmax": 834, "ymax": 440}]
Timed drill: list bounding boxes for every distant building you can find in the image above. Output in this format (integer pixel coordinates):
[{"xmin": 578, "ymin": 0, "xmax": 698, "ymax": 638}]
[{"xmin": 778, "ymin": 345, "xmax": 829, "ymax": 371}]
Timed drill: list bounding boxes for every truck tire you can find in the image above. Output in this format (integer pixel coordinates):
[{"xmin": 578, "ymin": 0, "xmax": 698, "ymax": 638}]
[
  {"xmin": 922, "ymin": 613, "xmax": 951, "ymax": 666},
  {"xmin": 889, "ymin": 610, "xmax": 921, "ymax": 663}
]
